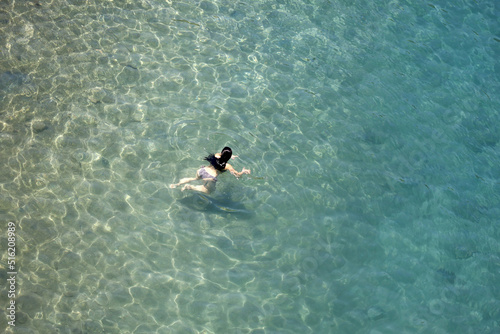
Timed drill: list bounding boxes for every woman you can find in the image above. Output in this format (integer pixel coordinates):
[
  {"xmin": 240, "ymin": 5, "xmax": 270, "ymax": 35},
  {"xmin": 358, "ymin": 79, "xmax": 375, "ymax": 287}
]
[{"xmin": 170, "ymin": 147, "xmax": 251, "ymax": 194}]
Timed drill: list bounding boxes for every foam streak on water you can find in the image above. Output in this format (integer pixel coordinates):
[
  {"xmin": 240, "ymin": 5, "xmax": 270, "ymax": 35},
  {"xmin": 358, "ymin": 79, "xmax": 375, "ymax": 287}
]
[{"xmin": 0, "ymin": 0, "xmax": 499, "ymax": 333}]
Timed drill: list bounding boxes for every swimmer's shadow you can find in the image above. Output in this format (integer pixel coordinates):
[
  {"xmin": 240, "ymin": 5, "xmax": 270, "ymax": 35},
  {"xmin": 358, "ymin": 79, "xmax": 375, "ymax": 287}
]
[{"xmin": 179, "ymin": 193, "xmax": 254, "ymax": 220}]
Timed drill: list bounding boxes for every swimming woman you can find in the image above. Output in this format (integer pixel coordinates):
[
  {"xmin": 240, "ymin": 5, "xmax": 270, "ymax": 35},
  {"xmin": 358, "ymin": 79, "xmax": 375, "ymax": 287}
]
[{"xmin": 170, "ymin": 147, "xmax": 251, "ymax": 194}]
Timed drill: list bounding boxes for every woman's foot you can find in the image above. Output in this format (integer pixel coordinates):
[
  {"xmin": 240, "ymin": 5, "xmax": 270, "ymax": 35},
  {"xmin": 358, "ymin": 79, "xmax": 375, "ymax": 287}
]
[{"xmin": 169, "ymin": 184, "xmax": 178, "ymax": 188}]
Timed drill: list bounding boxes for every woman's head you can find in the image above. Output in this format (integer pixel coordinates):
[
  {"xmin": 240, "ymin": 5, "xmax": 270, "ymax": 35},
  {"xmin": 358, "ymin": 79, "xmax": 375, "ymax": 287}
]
[
  {"xmin": 205, "ymin": 146, "xmax": 232, "ymax": 171},
  {"xmin": 219, "ymin": 147, "xmax": 232, "ymax": 163}
]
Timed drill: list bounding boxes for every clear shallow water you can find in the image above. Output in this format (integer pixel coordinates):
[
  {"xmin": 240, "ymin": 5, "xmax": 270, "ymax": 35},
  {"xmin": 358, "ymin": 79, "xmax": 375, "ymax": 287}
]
[{"xmin": 0, "ymin": 0, "xmax": 499, "ymax": 333}]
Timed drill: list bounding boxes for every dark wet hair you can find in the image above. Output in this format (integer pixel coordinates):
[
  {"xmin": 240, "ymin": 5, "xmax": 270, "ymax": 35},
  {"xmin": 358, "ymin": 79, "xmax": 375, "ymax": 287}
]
[{"xmin": 205, "ymin": 147, "xmax": 232, "ymax": 171}]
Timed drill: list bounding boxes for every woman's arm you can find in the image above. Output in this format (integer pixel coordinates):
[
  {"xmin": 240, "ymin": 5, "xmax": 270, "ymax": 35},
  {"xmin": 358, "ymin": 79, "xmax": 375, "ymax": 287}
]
[{"xmin": 225, "ymin": 163, "xmax": 250, "ymax": 178}]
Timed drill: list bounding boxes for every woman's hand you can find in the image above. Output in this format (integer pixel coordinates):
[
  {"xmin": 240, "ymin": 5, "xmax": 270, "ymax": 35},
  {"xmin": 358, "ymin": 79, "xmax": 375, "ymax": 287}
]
[{"xmin": 242, "ymin": 168, "xmax": 251, "ymax": 175}]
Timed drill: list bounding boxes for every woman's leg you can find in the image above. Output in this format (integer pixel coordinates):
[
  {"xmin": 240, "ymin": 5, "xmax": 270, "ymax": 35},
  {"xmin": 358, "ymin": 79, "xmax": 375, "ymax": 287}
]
[
  {"xmin": 181, "ymin": 184, "xmax": 210, "ymax": 193},
  {"xmin": 170, "ymin": 176, "xmax": 199, "ymax": 188},
  {"xmin": 182, "ymin": 180, "xmax": 215, "ymax": 194}
]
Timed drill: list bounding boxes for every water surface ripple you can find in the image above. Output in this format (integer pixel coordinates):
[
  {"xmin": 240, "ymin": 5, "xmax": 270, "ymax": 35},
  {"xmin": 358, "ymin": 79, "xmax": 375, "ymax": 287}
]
[{"xmin": 0, "ymin": 0, "xmax": 499, "ymax": 333}]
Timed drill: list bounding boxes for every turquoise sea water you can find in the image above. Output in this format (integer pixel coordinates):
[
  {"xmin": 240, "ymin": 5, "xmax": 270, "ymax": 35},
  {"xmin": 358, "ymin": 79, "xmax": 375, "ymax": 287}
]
[{"xmin": 1, "ymin": 0, "xmax": 499, "ymax": 333}]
